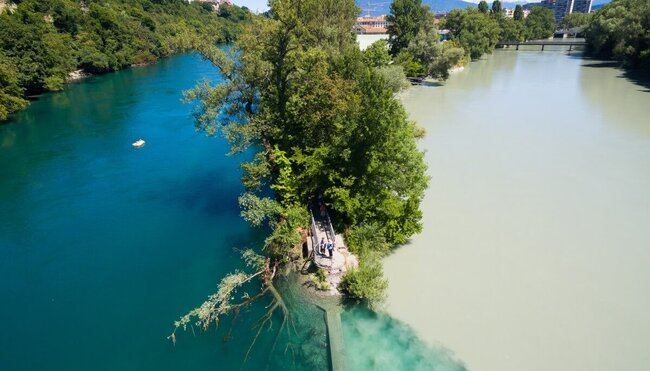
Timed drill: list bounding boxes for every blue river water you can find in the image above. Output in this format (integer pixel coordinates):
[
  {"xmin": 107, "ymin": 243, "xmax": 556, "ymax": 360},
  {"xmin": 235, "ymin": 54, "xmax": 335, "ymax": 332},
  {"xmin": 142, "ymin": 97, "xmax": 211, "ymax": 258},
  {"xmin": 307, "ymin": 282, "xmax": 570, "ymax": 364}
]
[{"xmin": 0, "ymin": 53, "xmax": 464, "ymax": 371}]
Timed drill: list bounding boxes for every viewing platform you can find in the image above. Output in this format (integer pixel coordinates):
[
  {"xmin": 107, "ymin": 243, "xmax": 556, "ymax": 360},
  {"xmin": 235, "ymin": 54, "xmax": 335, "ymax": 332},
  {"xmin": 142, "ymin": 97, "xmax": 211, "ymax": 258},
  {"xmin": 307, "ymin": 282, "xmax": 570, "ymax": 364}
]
[{"xmin": 306, "ymin": 203, "xmax": 358, "ymax": 294}]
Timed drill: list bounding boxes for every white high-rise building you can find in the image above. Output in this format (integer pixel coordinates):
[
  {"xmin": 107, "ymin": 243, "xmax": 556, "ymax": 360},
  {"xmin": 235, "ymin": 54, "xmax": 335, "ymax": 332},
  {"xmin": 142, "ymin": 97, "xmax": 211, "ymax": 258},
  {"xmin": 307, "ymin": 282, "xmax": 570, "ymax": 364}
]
[{"xmin": 540, "ymin": 0, "xmax": 593, "ymax": 24}]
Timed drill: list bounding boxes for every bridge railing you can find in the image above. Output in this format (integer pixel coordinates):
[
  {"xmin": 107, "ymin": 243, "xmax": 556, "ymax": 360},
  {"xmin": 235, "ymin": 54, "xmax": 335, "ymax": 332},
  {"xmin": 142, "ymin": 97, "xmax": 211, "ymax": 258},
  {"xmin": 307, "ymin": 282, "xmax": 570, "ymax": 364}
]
[{"xmin": 310, "ymin": 210, "xmax": 318, "ymax": 255}]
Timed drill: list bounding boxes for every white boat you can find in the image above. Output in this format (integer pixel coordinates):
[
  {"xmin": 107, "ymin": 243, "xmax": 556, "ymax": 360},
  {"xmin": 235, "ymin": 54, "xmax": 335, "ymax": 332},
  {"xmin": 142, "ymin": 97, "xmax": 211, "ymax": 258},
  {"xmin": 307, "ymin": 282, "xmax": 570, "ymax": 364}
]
[{"xmin": 132, "ymin": 139, "xmax": 145, "ymax": 148}]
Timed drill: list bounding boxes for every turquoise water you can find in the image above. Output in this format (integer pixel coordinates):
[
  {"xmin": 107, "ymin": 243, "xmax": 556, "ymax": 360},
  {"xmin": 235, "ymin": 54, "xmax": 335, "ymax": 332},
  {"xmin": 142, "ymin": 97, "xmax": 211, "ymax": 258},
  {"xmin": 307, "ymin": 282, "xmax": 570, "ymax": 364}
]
[
  {"xmin": 0, "ymin": 53, "xmax": 462, "ymax": 371},
  {"xmin": 342, "ymin": 307, "xmax": 466, "ymax": 371}
]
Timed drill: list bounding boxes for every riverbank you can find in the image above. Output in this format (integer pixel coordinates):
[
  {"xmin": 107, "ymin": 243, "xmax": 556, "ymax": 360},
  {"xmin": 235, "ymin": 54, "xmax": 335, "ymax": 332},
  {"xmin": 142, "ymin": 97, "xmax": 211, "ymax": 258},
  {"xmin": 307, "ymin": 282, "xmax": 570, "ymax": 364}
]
[{"xmin": 385, "ymin": 50, "xmax": 650, "ymax": 371}]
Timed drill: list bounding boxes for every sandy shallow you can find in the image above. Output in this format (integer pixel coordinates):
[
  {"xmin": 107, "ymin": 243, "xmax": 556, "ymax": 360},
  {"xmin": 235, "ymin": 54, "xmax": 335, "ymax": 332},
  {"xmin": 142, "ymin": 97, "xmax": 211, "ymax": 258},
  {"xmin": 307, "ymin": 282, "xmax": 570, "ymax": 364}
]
[{"xmin": 384, "ymin": 52, "xmax": 650, "ymax": 371}]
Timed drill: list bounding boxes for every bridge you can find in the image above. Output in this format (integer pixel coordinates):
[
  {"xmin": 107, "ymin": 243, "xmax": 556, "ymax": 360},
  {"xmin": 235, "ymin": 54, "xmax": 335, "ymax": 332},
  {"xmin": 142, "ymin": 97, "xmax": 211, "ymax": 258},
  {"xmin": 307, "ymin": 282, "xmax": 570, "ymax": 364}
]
[{"xmin": 496, "ymin": 40, "xmax": 587, "ymax": 51}]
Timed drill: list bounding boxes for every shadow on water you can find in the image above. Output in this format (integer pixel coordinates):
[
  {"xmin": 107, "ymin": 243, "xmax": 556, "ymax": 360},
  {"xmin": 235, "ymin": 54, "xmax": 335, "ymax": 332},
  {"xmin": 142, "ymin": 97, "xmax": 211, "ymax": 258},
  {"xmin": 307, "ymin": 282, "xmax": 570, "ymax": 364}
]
[
  {"xmin": 621, "ymin": 69, "xmax": 650, "ymax": 93},
  {"xmin": 581, "ymin": 57, "xmax": 650, "ymax": 93}
]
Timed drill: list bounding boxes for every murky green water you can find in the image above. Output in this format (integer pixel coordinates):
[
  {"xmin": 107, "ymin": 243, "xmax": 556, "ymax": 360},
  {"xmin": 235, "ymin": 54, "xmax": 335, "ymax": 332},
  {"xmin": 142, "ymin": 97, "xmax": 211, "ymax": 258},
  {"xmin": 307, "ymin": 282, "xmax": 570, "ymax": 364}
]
[{"xmin": 386, "ymin": 51, "xmax": 650, "ymax": 371}]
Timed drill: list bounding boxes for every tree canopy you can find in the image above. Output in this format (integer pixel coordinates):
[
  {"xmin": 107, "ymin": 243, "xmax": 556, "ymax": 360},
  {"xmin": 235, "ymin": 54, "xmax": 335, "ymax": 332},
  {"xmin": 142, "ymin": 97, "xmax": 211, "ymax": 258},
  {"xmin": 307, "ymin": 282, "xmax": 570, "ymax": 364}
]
[
  {"xmin": 387, "ymin": 0, "xmax": 430, "ymax": 55},
  {"xmin": 514, "ymin": 5, "xmax": 524, "ymax": 21},
  {"xmin": 584, "ymin": 0, "xmax": 650, "ymax": 69},
  {"xmin": 185, "ymin": 0, "xmax": 429, "ymax": 305},
  {"xmin": 478, "ymin": 1, "xmax": 489, "ymax": 14},
  {"xmin": 444, "ymin": 8, "xmax": 501, "ymax": 60},
  {"xmin": 524, "ymin": 7, "xmax": 556, "ymax": 40}
]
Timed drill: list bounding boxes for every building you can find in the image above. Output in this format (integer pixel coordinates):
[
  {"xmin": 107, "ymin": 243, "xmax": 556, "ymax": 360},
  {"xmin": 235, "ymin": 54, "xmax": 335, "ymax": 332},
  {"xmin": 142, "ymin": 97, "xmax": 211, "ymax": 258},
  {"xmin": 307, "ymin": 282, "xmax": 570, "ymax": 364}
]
[
  {"xmin": 572, "ymin": 0, "xmax": 592, "ymax": 13},
  {"xmin": 504, "ymin": 8, "xmax": 530, "ymax": 18},
  {"xmin": 354, "ymin": 15, "xmax": 389, "ymax": 34},
  {"xmin": 540, "ymin": 0, "xmax": 593, "ymax": 24},
  {"xmin": 187, "ymin": 0, "xmax": 232, "ymax": 10}
]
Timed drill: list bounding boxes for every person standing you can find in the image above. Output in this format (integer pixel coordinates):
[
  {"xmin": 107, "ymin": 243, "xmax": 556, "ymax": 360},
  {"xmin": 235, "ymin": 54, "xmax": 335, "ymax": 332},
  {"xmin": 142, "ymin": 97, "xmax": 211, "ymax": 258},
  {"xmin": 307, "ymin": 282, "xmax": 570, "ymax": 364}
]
[
  {"xmin": 319, "ymin": 237, "xmax": 325, "ymax": 255},
  {"xmin": 327, "ymin": 240, "xmax": 334, "ymax": 258}
]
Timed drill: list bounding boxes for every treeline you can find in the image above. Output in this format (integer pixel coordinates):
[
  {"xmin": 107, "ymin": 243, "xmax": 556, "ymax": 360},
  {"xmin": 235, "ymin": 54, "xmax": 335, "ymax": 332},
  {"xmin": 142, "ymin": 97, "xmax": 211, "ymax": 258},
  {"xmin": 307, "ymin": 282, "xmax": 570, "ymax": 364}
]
[
  {"xmin": 446, "ymin": 1, "xmax": 555, "ymax": 59},
  {"xmin": 584, "ymin": 0, "xmax": 650, "ymax": 70},
  {"xmin": 381, "ymin": 0, "xmax": 556, "ymax": 81},
  {"xmin": 0, "ymin": 0, "xmax": 250, "ymax": 120}
]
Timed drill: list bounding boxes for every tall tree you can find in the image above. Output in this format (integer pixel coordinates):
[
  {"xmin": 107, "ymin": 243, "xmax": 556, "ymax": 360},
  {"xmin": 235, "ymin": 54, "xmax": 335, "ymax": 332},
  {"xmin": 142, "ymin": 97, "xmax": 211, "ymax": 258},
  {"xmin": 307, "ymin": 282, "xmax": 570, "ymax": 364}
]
[
  {"xmin": 491, "ymin": 0, "xmax": 503, "ymax": 14},
  {"xmin": 525, "ymin": 6, "xmax": 556, "ymax": 40},
  {"xmin": 514, "ymin": 4, "xmax": 524, "ymax": 21},
  {"xmin": 183, "ymin": 0, "xmax": 429, "ymax": 309},
  {"xmin": 445, "ymin": 8, "xmax": 501, "ymax": 60},
  {"xmin": 478, "ymin": 0, "xmax": 489, "ymax": 14},
  {"xmin": 387, "ymin": 0, "xmax": 430, "ymax": 55}
]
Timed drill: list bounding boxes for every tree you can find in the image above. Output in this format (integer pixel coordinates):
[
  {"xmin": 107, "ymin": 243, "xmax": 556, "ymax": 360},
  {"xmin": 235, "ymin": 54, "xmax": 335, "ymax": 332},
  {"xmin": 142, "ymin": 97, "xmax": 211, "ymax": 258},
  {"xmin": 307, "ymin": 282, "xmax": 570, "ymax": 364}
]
[
  {"xmin": 363, "ymin": 39, "xmax": 391, "ymax": 67},
  {"xmin": 445, "ymin": 8, "xmax": 501, "ymax": 60},
  {"xmin": 0, "ymin": 53, "xmax": 27, "ymax": 120},
  {"xmin": 560, "ymin": 11, "xmax": 592, "ymax": 30},
  {"xmin": 182, "ymin": 0, "xmax": 428, "ymax": 315},
  {"xmin": 498, "ymin": 16, "xmax": 527, "ymax": 42},
  {"xmin": 340, "ymin": 256, "xmax": 388, "ymax": 306},
  {"xmin": 375, "ymin": 65, "xmax": 410, "ymax": 92},
  {"xmin": 514, "ymin": 4, "xmax": 524, "ymax": 21},
  {"xmin": 491, "ymin": 0, "xmax": 503, "ymax": 15},
  {"xmin": 525, "ymin": 7, "xmax": 556, "ymax": 40},
  {"xmin": 478, "ymin": 0, "xmax": 489, "ymax": 14},
  {"xmin": 585, "ymin": 0, "xmax": 650, "ymax": 69},
  {"xmin": 405, "ymin": 26, "xmax": 465, "ymax": 79},
  {"xmin": 386, "ymin": 0, "xmax": 430, "ymax": 55}
]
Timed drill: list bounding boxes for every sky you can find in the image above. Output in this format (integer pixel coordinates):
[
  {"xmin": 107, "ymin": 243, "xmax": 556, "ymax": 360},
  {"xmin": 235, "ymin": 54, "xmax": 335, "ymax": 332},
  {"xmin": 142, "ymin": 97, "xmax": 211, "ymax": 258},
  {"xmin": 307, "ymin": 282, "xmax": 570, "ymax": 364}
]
[{"xmin": 236, "ymin": 0, "xmax": 269, "ymax": 12}]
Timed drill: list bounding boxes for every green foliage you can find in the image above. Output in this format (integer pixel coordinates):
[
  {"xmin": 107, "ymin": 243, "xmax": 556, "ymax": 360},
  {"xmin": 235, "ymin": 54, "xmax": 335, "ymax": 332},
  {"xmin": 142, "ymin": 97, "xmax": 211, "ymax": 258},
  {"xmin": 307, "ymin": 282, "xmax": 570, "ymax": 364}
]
[
  {"xmin": 387, "ymin": 0, "xmax": 431, "ymax": 55},
  {"xmin": 264, "ymin": 204, "xmax": 309, "ymax": 259},
  {"xmin": 375, "ymin": 65, "xmax": 410, "ymax": 93},
  {"xmin": 388, "ymin": 0, "xmax": 464, "ymax": 80},
  {"xmin": 239, "ymin": 193, "xmax": 279, "ymax": 227},
  {"xmin": 560, "ymin": 12, "xmax": 592, "ymax": 29},
  {"xmin": 340, "ymin": 255, "xmax": 388, "ymax": 305},
  {"xmin": 585, "ymin": 0, "xmax": 650, "ymax": 69},
  {"xmin": 0, "ymin": 53, "xmax": 27, "ymax": 120},
  {"xmin": 395, "ymin": 50, "xmax": 425, "ymax": 77},
  {"xmin": 310, "ymin": 268, "xmax": 331, "ymax": 290},
  {"xmin": 445, "ymin": 8, "xmax": 501, "ymax": 60},
  {"xmin": 345, "ymin": 223, "xmax": 391, "ymax": 258},
  {"xmin": 188, "ymin": 0, "xmax": 429, "ymax": 283},
  {"xmin": 405, "ymin": 27, "xmax": 465, "ymax": 79},
  {"xmin": 241, "ymin": 152, "xmax": 271, "ymax": 191},
  {"xmin": 525, "ymin": 7, "xmax": 556, "ymax": 40},
  {"xmin": 491, "ymin": 0, "xmax": 503, "ymax": 15},
  {"xmin": 0, "ymin": 0, "xmax": 250, "ymax": 120},
  {"xmin": 478, "ymin": 1, "xmax": 489, "ymax": 14},
  {"xmin": 498, "ymin": 16, "xmax": 527, "ymax": 42},
  {"xmin": 363, "ymin": 39, "xmax": 391, "ymax": 68},
  {"xmin": 514, "ymin": 4, "xmax": 525, "ymax": 21}
]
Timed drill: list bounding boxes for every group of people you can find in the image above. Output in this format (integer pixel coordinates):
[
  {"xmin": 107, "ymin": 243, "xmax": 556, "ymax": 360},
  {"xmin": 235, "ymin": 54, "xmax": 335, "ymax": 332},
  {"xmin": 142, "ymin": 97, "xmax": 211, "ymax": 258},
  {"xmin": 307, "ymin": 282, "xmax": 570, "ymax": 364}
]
[{"xmin": 318, "ymin": 237, "xmax": 335, "ymax": 257}]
